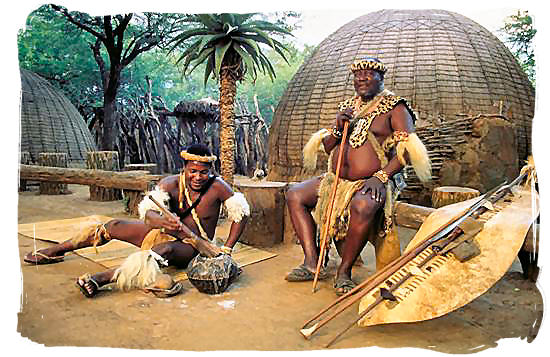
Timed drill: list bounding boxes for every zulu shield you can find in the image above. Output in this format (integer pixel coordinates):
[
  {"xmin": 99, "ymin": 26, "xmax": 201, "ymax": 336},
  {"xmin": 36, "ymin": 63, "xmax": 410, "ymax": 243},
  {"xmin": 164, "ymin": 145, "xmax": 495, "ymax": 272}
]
[{"xmin": 357, "ymin": 182, "xmax": 538, "ymax": 327}]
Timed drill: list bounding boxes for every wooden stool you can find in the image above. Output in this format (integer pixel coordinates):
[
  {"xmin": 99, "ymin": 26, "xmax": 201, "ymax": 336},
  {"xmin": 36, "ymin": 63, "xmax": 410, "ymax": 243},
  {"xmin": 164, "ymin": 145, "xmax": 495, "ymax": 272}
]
[
  {"xmin": 38, "ymin": 153, "xmax": 69, "ymax": 195},
  {"xmin": 86, "ymin": 151, "xmax": 122, "ymax": 201},
  {"xmin": 431, "ymin": 186, "xmax": 480, "ymax": 208}
]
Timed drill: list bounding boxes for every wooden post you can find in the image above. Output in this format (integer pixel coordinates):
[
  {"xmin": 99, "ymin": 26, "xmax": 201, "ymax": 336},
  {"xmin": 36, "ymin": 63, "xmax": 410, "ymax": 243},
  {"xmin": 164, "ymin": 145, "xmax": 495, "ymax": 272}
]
[
  {"xmin": 19, "ymin": 151, "xmax": 32, "ymax": 192},
  {"xmin": 431, "ymin": 186, "xmax": 480, "ymax": 208},
  {"xmin": 86, "ymin": 151, "xmax": 122, "ymax": 201},
  {"xmin": 38, "ymin": 153, "xmax": 68, "ymax": 195}
]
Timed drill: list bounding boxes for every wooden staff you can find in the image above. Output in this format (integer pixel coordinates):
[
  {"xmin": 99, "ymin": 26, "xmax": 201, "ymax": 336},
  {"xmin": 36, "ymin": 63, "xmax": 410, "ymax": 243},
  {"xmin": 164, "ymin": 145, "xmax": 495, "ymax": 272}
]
[
  {"xmin": 148, "ymin": 195, "xmax": 222, "ymax": 258},
  {"xmin": 301, "ymin": 180, "xmax": 508, "ymax": 339},
  {"xmin": 312, "ymin": 121, "xmax": 350, "ymax": 293}
]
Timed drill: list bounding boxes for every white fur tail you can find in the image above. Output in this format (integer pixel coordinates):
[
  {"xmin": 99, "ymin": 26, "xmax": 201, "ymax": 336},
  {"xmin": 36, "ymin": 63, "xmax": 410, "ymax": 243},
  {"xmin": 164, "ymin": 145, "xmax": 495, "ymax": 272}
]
[{"xmin": 112, "ymin": 251, "xmax": 161, "ymax": 291}]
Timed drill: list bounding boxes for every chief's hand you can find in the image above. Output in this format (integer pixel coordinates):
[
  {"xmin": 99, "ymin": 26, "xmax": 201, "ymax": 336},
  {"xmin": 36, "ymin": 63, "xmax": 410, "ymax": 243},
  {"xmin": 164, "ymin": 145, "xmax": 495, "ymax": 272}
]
[
  {"xmin": 335, "ymin": 108, "xmax": 353, "ymax": 131},
  {"xmin": 360, "ymin": 177, "xmax": 386, "ymax": 203},
  {"xmin": 160, "ymin": 213, "xmax": 183, "ymax": 231}
]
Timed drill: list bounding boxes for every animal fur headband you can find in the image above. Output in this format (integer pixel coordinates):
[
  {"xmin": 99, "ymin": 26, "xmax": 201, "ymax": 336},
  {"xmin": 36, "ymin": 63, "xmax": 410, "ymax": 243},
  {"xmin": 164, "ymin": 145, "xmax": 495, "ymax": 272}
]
[
  {"xmin": 180, "ymin": 150, "xmax": 217, "ymax": 163},
  {"xmin": 350, "ymin": 57, "xmax": 387, "ymax": 74}
]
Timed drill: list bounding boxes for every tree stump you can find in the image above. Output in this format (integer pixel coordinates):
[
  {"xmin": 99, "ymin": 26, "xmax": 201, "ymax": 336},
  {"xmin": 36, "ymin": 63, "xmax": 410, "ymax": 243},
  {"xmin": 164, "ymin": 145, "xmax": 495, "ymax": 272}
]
[
  {"xmin": 123, "ymin": 190, "xmax": 146, "ymax": 216},
  {"xmin": 86, "ymin": 151, "xmax": 122, "ymax": 201},
  {"xmin": 19, "ymin": 151, "xmax": 32, "ymax": 192},
  {"xmin": 38, "ymin": 153, "xmax": 69, "ymax": 195},
  {"xmin": 235, "ymin": 181, "xmax": 288, "ymax": 247},
  {"xmin": 431, "ymin": 186, "xmax": 480, "ymax": 208}
]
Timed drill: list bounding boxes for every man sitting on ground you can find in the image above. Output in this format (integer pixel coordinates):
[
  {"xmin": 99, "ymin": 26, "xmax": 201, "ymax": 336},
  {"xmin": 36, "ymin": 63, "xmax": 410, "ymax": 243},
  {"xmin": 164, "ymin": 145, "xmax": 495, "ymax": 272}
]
[{"xmin": 24, "ymin": 144, "xmax": 250, "ymax": 298}]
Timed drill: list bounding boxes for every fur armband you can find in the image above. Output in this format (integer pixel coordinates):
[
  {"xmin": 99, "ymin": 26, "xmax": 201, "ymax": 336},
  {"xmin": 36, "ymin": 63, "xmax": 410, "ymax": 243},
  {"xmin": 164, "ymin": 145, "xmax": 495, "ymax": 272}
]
[
  {"xmin": 396, "ymin": 132, "xmax": 432, "ymax": 182},
  {"xmin": 303, "ymin": 128, "xmax": 331, "ymax": 172},
  {"xmin": 224, "ymin": 192, "xmax": 250, "ymax": 223},
  {"xmin": 138, "ymin": 186, "xmax": 171, "ymax": 220},
  {"xmin": 112, "ymin": 251, "xmax": 161, "ymax": 291}
]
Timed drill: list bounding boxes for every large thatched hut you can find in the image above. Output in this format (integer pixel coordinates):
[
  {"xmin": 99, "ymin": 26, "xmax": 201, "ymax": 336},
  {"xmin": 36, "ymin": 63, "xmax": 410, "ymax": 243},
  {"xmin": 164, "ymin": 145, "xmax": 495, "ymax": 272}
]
[
  {"xmin": 267, "ymin": 9, "xmax": 534, "ymax": 203},
  {"xmin": 19, "ymin": 69, "xmax": 96, "ymax": 165}
]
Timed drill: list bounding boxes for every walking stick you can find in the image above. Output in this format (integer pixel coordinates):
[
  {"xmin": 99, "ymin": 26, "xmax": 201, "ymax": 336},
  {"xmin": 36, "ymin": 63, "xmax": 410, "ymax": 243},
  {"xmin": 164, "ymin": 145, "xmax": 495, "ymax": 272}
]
[{"xmin": 312, "ymin": 120, "xmax": 350, "ymax": 293}]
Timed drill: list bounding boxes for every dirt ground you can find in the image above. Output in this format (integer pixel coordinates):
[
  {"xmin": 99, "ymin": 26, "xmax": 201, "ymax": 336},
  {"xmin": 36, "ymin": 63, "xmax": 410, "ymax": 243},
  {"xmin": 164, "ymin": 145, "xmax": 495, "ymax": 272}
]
[{"xmin": 14, "ymin": 183, "xmax": 545, "ymax": 353}]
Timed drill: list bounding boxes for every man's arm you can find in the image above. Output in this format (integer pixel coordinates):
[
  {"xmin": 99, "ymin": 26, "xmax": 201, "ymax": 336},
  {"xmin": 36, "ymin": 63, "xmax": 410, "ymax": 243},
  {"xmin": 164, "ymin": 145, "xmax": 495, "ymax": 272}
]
[
  {"xmin": 140, "ymin": 177, "xmax": 183, "ymax": 231},
  {"xmin": 216, "ymin": 179, "xmax": 250, "ymax": 254}
]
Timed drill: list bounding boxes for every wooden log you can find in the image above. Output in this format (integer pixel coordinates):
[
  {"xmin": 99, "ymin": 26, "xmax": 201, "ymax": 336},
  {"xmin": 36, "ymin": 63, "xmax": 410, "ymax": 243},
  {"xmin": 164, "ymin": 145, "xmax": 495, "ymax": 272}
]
[
  {"xmin": 431, "ymin": 186, "xmax": 480, "ymax": 208},
  {"xmin": 123, "ymin": 163, "xmax": 158, "ymax": 173},
  {"xmin": 38, "ymin": 153, "xmax": 69, "ymax": 195},
  {"xmin": 19, "ymin": 164, "xmax": 163, "ymax": 191},
  {"xmin": 235, "ymin": 181, "xmax": 288, "ymax": 247},
  {"xmin": 394, "ymin": 202, "xmax": 435, "ymax": 229},
  {"xmin": 86, "ymin": 151, "xmax": 122, "ymax": 201},
  {"xmin": 19, "ymin": 151, "xmax": 32, "ymax": 192}
]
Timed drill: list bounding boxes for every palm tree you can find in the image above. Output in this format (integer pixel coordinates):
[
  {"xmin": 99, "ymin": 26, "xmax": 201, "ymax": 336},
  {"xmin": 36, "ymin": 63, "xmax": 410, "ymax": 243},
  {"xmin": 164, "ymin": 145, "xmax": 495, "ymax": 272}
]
[{"xmin": 171, "ymin": 13, "xmax": 292, "ymax": 185}]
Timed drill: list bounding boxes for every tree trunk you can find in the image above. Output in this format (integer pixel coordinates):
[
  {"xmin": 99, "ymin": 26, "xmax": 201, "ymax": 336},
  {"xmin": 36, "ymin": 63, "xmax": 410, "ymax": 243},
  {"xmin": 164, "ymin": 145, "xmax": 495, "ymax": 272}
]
[
  {"xmin": 219, "ymin": 71, "xmax": 237, "ymax": 185},
  {"xmin": 431, "ymin": 186, "xmax": 480, "ymax": 208},
  {"xmin": 86, "ymin": 151, "xmax": 123, "ymax": 201},
  {"xmin": 20, "ymin": 164, "xmax": 163, "ymax": 191},
  {"xmin": 101, "ymin": 95, "xmax": 117, "ymax": 151},
  {"xmin": 37, "ymin": 153, "xmax": 69, "ymax": 195}
]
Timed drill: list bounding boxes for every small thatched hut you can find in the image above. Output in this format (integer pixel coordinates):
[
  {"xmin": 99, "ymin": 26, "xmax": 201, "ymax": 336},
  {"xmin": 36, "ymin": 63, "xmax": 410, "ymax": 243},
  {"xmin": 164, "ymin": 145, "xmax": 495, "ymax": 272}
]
[
  {"xmin": 19, "ymin": 68, "xmax": 97, "ymax": 165},
  {"xmin": 267, "ymin": 9, "xmax": 534, "ymax": 203}
]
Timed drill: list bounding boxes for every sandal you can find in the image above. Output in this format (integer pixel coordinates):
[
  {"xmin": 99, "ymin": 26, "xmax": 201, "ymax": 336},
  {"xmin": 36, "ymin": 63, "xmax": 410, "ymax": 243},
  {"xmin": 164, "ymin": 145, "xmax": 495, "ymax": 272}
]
[
  {"xmin": 76, "ymin": 273, "xmax": 100, "ymax": 298},
  {"xmin": 144, "ymin": 281, "xmax": 184, "ymax": 298},
  {"xmin": 285, "ymin": 264, "xmax": 329, "ymax": 282},
  {"xmin": 333, "ymin": 276, "xmax": 357, "ymax": 296},
  {"xmin": 24, "ymin": 251, "xmax": 64, "ymax": 265}
]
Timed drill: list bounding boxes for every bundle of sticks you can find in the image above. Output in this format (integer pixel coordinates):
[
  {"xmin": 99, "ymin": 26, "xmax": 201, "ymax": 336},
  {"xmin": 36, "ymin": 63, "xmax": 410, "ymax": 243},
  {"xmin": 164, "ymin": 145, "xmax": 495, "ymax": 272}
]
[{"xmin": 301, "ymin": 170, "xmax": 529, "ymax": 347}]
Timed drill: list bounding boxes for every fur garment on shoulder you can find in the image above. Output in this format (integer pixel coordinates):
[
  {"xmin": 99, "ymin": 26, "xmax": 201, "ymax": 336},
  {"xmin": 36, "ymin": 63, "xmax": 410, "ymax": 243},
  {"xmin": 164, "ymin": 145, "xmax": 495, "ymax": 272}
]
[
  {"xmin": 303, "ymin": 128, "xmax": 330, "ymax": 173},
  {"xmin": 138, "ymin": 186, "xmax": 171, "ymax": 220},
  {"xmin": 224, "ymin": 192, "xmax": 250, "ymax": 223},
  {"xmin": 396, "ymin": 133, "xmax": 432, "ymax": 182}
]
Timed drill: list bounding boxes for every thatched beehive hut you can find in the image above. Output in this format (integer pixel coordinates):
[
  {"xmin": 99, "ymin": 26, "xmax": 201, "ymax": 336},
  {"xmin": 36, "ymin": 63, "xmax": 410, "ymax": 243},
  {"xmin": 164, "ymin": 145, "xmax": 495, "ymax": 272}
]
[
  {"xmin": 19, "ymin": 68, "xmax": 96, "ymax": 165},
  {"xmin": 267, "ymin": 9, "xmax": 535, "ymax": 201}
]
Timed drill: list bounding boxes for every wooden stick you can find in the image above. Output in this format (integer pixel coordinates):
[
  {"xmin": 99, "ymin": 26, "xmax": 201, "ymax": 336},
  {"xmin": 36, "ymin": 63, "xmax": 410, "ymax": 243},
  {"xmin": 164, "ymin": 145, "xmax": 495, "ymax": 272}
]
[
  {"xmin": 147, "ymin": 195, "xmax": 222, "ymax": 258},
  {"xmin": 312, "ymin": 121, "xmax": 350, "ymax": 293}
]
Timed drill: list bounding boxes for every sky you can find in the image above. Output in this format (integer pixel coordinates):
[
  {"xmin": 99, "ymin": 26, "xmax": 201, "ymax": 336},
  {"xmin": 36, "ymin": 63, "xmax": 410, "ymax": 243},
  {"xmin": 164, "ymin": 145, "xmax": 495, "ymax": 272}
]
[{"xmin": 2, "ymin": 0, "xmax": 550, "ymax": 356}]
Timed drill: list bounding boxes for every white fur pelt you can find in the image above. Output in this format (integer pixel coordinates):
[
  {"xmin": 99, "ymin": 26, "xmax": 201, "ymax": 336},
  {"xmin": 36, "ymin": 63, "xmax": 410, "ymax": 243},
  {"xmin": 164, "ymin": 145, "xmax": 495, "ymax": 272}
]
[
  {"xmin": 224, "ymin": 192, "xmax": 250, "ymax": 223},
  {"xmin": 396, "ymin": 133, "xmax": 432, "ymax": 182},
  {"xmin": 303, "ymin": 129, "xmax": 330, "ymax": 172},
  {"xmin": 112, "ymin": 251, "xmax": 161, "ymax": 291},
  {"xmin": 138, "ymin": 186, "xmax": 171, "ymax": 220}
]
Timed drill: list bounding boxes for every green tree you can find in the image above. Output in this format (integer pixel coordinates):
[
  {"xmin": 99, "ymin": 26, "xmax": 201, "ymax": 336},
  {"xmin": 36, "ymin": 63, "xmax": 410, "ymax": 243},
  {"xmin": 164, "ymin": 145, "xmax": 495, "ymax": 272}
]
[
  {"xmin": 501, "ymin": 10, "xmax": 536, "ymax": 84},
  {"xmin": 171, "ymin": 13, "xmax": 293, "ymax": 185},
  {"xmin": 49, "ymin": 4, "xmax": 183, "ymax": 150},
  {"xmin": 18, "ymin": 6, "xmax": 104, "ymax": 112}
]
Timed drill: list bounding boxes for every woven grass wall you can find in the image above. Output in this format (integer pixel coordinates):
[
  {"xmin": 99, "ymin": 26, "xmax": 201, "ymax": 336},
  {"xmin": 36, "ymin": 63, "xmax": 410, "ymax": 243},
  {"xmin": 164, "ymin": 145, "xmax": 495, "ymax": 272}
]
[
  {"xmin": 19, "ymin": 69, "xmax": 97, "ymax": 166},
  {"xmin": 267, "ymin": 9, "xmax": 535, "ymax": 184}
]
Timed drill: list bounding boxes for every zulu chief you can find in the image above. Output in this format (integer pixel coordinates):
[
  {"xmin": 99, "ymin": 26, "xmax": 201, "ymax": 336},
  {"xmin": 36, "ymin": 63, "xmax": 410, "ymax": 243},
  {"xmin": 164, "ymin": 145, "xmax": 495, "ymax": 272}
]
[
  {"xmin": 285, "ymin": 57, "xmax": 431, "ymax": 295},
  {"xmin": 24, "ymin": 144, "xmax": 250, "ymax": 297}
]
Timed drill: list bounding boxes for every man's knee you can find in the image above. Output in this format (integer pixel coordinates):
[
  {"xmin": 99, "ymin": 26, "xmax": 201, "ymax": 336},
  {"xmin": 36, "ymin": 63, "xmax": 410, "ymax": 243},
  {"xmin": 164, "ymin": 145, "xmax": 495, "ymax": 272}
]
[
  {"xmin": 286, "ymin": 185, "xmax": 305, "ymax": 209},
  {"xmin": 151, "ymin": 242, "xmax": 174, "ymax": 260},
  {"xmin": 350, "ymin": 196, "xmax": 381, "ymax": 221}
]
